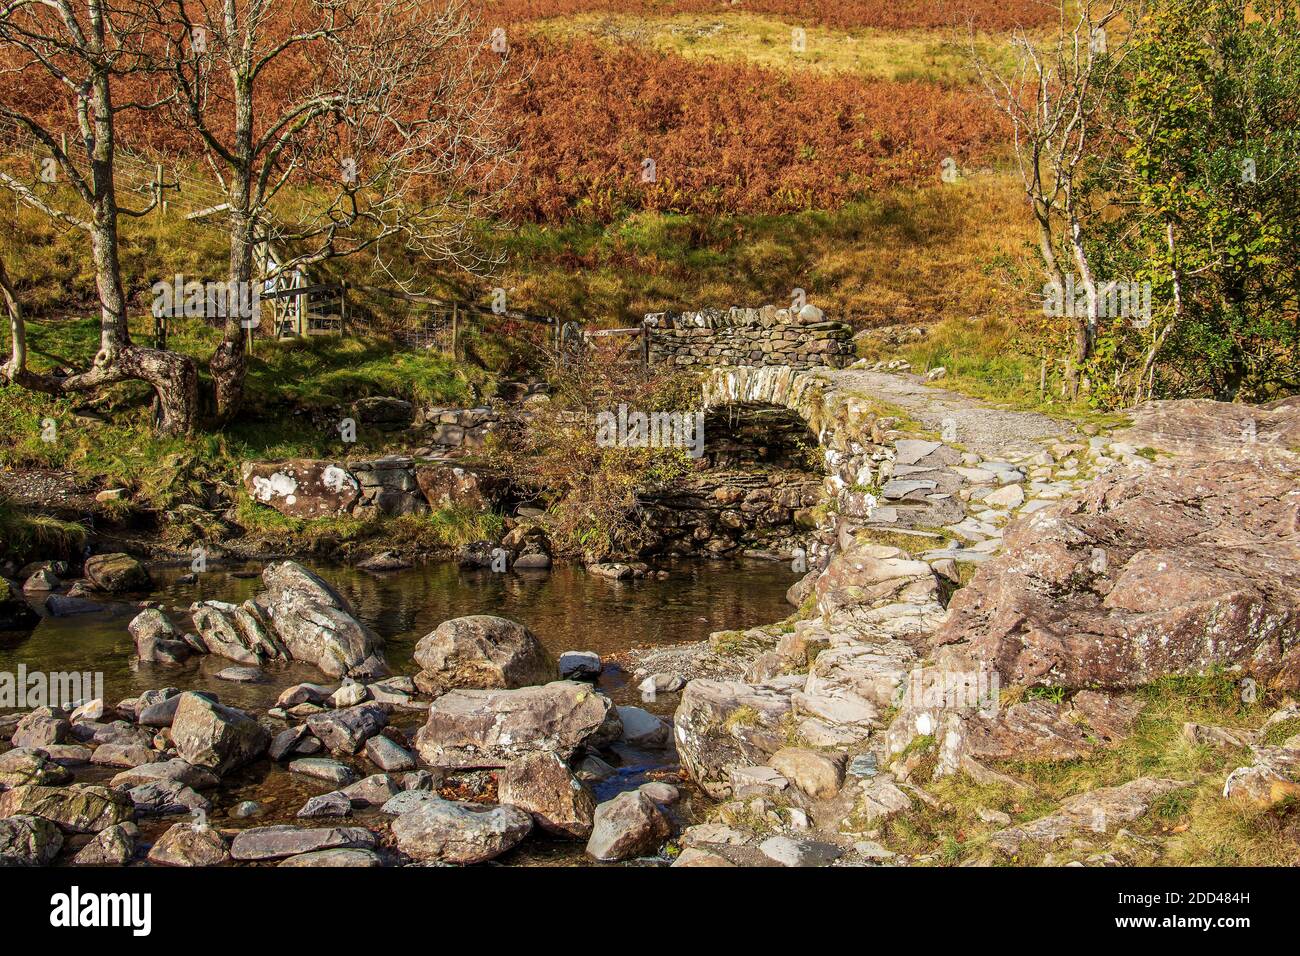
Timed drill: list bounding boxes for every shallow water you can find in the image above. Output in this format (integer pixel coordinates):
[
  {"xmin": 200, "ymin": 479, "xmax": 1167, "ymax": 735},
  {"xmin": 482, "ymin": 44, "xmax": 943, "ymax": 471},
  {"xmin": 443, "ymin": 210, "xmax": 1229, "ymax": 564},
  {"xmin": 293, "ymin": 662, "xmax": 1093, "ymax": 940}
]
[
  {"xmin": 3, "ymin": 558, "xmax": 795, "ymax": 713},
  {"xmin": 1, "ymin": 558, "xmax": 797, "ymax": 864}
]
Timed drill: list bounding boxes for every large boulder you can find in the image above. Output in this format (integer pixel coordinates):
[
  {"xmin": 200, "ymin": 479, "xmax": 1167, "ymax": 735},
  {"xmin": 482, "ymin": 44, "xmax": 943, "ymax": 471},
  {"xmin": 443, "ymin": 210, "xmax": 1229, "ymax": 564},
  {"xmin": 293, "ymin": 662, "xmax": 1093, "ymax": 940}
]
[
  {"xmin": 128, "ymin": 609, "xmax": 193, "ymax": 664},
  {"xmin": 0, "ymin": 814, "xmax": 63, "ymax": 865},
  {"xmin": 0, "ymin": 784, "xmax": 132, "ymax": 834},
  {"xmin": 414, "ymin": 462, "xmax": 503, "ymax": 512},
  {"xmin": 933, "ymin": 455, "xmax": 1300, "ymax": 690},
  {"xmin": 241, "ymin": 459, "xmax": 359, "ymax": 518},
  {"xmin": 148, "ymin": 822, "xmax": 231, "ymax": 866},
  {"xmin": 0, "ymin": 749, "xmax": 72, "ymax": 788},
  {"xmin": 391, "ymin": 799, "xmax": 533, "ymax": 864},
  {"xmin": 1114, "ymin": 398, "xmax": 1300, "ymax": 460},
  {"xmin": 413, "ymin": 615, "xmax": 555, "ymax": 692},
  {"xmin": 9, "ymin": 707, "xmax": 70, "ymax": 748},
  {"xmin": 110, "ymin": 758, "xmax": 220, "ymax": 790},
  {"xmin": 170, "ymin": 692, "xmax": 269, "ymax": 776},
  {"xmin": 814, "ymin": 542, "xmax": 944, "ymax": 638},
  {"xmin": 261, "ymin": 562, "xmax": 387, "ymax": 678},
  {"xmin": 306, "ymin": 704, "xmax": 387, "ymax": 754},
  {"xmin": 496, "ymin": 752, "xmax": 596, "ymax": 839},
  {"xmin": 83, "ymin": 553, "xmax": 151, "ymax": 593},
  {"xmin": 673, "ymin": 680, "xmax": 794, "ymax": 799},
  {"xmin": 414, "ymin": 681, "xmax": 614, "ymax": 769},
  {"xmin": 585, "ymin": 791, "xmax": 671, "ymax": 862}
]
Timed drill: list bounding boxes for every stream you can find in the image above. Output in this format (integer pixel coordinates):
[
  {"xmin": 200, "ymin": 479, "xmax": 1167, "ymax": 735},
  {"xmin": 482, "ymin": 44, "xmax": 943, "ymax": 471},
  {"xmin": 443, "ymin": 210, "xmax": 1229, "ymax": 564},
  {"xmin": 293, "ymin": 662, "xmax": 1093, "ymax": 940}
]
[{"xmin": 1, "ymin": 558, "xmax": 797, "ymax": 865}]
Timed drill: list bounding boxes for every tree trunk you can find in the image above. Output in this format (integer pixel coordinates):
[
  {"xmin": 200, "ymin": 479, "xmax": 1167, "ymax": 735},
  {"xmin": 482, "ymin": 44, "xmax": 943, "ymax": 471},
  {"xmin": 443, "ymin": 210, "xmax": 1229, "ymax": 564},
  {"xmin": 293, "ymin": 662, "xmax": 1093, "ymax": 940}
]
[
  {"xmin": 0, "ymin": 255, "xmax": 60, "ymax": 394},
  {"xmin": 210, "ymin": 74, "xmax": 257, "ymax": 424},
  {"xmin": 68, "ymin": 69, "xmax": 201, "ymax": 436}
]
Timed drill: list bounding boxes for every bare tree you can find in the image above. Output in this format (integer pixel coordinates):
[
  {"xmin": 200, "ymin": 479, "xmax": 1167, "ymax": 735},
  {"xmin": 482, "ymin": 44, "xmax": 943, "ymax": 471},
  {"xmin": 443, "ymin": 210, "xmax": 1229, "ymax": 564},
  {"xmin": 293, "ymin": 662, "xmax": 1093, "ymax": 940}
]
[
  {"xmin": 0, "ymin": 0, "xmax": 198, "ymax": 433},
  {"xmin": 972, "ymin": 0, "xmax": 1141, "ymax": 389},
  {"xmin": 156, "ymin": 0, "xmax": 514, "ymax": 420}
]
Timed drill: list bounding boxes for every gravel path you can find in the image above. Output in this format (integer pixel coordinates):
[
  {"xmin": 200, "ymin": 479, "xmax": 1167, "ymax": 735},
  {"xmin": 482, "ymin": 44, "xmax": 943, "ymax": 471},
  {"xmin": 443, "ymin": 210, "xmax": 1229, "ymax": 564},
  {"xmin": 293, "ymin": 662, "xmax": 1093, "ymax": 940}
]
[{"xmin": 833, "ymin": 369, "xmax": 1076, "ymax": 459}]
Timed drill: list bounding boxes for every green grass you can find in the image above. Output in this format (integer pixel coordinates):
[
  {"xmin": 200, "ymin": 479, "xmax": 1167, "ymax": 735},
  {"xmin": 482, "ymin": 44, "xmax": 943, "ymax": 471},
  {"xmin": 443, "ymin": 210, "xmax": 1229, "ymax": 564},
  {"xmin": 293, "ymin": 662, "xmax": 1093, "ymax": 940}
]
[
  {"xmin": 1, "ymin": 311, "xmax": 482, "ymax": 521},
  {"xmin": 857, "ymin": 312, "xmax": 1139, "ymax": 423},
  {"xmin": 875, "ymin": 672, "xmax": 1300, "ymax": 866},
  {"xmin": 494, "ymin": 174, "xmax": 1032, "ymax": 328},
  {"xmin": 230, "ymin": 496, "xmax": 503, "ymax": 557},
  {"xmin": 0, "ymin": 492, "xmax": 86, "ymax": 563},
  {"xmin": 525, "ymin": 12, "xmax": 1024, "ymax": 85}
]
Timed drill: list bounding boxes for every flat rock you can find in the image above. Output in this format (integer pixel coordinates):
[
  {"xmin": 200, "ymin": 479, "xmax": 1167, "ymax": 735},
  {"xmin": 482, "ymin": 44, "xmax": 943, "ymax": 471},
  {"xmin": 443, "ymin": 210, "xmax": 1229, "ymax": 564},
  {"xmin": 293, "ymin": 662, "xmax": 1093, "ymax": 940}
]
[
  {"xmin": 111, "ymin": 758, "xmax": 219, "ymax": 791},
  {"xmin": 364, "ymin": 735, "xmax": 415, "ymax": 772},
  {"xmin": 672, "ymin": 847, "xmax": 736, "ymax": 867},
  {"xmin": 0, "ymin": 784, "xmax": 133, "ymax": 834},
  {"xmin": 414, "ymin": 681, "xmax": 614, "ymax": 769},
  {"xmin": 391, "ymin": 799, "xmax": 533, "ymax": 864},
  {"xmin": 289, "ymin": 757, "xmax": 358, "ymax": 786},
  {"xmin": 987, "ymin": 777, "xmax": 1191, "ymax": 853},
  {"xmin": 278, "ymin": 848, "xmax": 384, "ymax": 867},
  {"xmin": 230, "ymin": 824, "xmax": 376, "ymax": 861},
  {"xmin": 216, "ymin": 666, "xmax": 265, "ymax": 683},
  {"xmin": 759, "ymin": 835, "xmax": 843, "ymax": 867},
  {"xmin": 341, "ymin": 774, "xmax": 403, "ymax": 807}
]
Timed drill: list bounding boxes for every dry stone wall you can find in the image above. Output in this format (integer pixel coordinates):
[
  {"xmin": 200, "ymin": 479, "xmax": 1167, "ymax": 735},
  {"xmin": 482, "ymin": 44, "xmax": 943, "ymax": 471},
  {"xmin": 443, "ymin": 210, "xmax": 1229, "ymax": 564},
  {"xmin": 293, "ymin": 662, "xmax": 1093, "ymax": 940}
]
[{"xmin": 646, "ymin": 306, "xmax": 854, "ymax": 371}]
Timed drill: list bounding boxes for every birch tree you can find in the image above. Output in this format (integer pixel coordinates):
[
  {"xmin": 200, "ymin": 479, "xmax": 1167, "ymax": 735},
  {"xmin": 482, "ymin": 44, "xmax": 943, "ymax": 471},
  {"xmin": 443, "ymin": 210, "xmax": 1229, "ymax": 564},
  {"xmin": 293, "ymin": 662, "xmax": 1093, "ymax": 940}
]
[
  {"xmin": 0, "ymin": 0, "xmax": 198, "ymax": 433},
  {"xmin": 973, "ymin": 0, "xmax": 1141, "ymax": 390},
  {"xmin": 156, "ymin": 0, "xmax": 513, "ymax": 420}
]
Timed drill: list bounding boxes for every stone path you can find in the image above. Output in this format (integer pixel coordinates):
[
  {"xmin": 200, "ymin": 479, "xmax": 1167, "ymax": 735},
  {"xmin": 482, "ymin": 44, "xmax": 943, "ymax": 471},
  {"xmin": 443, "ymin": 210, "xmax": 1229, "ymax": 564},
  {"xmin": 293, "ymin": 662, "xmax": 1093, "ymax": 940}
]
[{"xmin": 832, "ymin": 368, "xmax": 1075, "ymax": 460}]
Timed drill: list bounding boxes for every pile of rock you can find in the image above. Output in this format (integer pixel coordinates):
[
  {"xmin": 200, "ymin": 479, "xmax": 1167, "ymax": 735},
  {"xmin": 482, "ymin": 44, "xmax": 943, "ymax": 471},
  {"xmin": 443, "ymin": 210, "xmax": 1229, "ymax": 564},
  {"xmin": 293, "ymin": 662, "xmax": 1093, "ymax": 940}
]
[
  {"xmin": 1, "ymin": 553, "xmax": 153, "ymax": 630},
  {"xmin": 131, "ymin": 561, "xmax": 387, "ymax": 679}
]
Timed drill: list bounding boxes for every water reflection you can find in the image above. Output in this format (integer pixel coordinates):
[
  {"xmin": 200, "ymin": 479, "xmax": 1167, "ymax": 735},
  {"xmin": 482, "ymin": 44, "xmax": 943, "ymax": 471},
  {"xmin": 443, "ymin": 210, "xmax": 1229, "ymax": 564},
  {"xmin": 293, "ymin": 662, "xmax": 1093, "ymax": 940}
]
[{"xmin": 1, "ymin": 558, "xmax": 797, "ymax": 715}]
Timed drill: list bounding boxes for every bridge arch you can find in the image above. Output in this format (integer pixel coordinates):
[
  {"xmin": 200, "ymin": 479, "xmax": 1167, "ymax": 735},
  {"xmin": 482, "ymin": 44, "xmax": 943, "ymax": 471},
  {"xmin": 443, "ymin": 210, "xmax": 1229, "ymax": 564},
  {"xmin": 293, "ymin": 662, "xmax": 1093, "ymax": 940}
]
[{"xmin": 699, "ymin": 365, "xmax": 884, "ymax": 462}]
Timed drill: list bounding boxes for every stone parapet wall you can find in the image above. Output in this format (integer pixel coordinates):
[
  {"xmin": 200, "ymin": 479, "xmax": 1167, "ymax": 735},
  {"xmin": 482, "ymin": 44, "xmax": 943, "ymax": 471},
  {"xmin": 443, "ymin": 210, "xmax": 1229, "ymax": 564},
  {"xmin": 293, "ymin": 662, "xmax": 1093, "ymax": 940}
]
[{"xmin": 645, "ymin": 306, "xmax": 854, "ymax": 370}]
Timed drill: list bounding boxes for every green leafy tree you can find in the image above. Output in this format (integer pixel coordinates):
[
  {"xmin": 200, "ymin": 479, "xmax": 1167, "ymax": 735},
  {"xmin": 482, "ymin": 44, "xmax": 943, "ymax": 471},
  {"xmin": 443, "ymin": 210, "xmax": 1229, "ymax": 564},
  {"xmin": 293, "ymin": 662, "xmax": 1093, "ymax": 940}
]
[{"xmin": 1093, "ymin": 0, "xmax": 1300, "ymax": 403}]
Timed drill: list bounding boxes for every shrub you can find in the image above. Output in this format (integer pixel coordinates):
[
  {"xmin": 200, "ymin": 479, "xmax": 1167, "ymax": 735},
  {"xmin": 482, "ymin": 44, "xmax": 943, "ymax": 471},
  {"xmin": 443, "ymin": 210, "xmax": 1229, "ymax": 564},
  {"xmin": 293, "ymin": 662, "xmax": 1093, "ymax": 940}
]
[{"xmin": 500, "ymin": 36, "xmax": 1003, "ymax": 222}]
